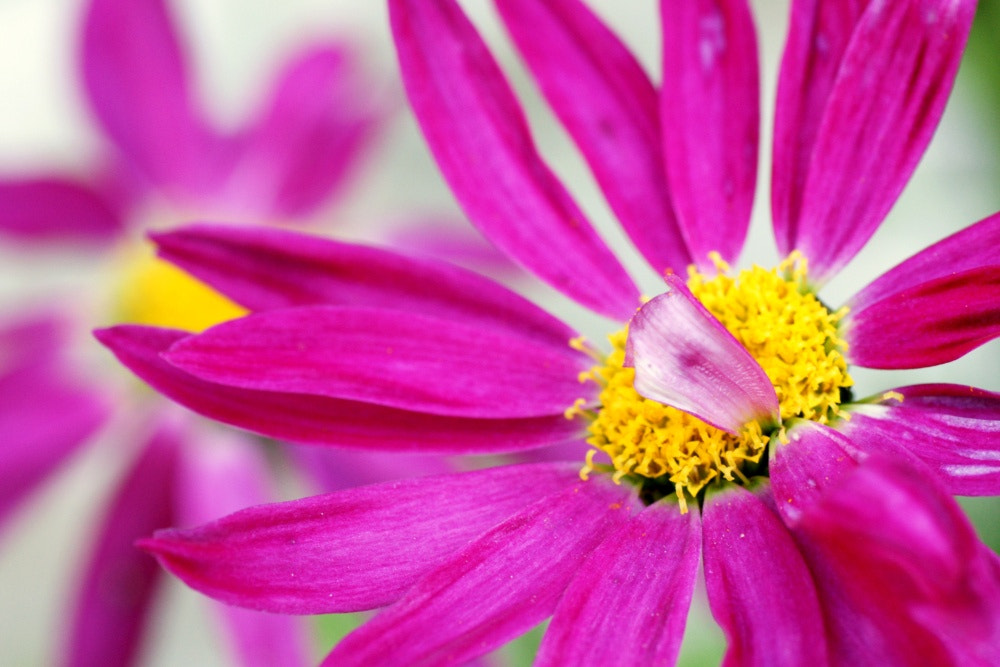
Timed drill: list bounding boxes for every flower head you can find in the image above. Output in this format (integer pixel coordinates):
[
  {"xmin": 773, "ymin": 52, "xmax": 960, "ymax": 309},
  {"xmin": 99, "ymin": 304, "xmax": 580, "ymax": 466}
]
[{"xmin": 100, "ymin": 0, "xmax": 1000, "ymax": 663}]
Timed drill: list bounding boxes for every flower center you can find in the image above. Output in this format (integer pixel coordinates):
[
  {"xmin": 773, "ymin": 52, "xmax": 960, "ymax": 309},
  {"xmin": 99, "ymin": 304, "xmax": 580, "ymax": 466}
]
[
  {"xmin": 570, "ymin": 253, "xmax": 852, "ymax": 511},
  {"xmin": 114, "ymin": 244, "xmax": 246, "ymax": 332}
]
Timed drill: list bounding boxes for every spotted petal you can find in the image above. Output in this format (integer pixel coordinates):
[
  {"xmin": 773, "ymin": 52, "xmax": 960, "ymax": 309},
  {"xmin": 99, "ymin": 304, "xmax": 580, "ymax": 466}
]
[
  {"xmin": 625, "ymin": 274, "xmax": 778, "ymax": 433},
  {"xmin": 389, "ymin": 0, "xmax": 638, "ymax": 319}
]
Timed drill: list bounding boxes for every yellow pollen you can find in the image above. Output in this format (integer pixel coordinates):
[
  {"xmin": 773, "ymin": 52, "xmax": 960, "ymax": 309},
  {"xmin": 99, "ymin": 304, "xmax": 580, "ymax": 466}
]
[
  {"xmin": 115, "ymin": 246, "xmax": 247, "ymax": 332},
  {"xmin": 572, "ymin": 253, "xmax": 852, "ymax": 510}
]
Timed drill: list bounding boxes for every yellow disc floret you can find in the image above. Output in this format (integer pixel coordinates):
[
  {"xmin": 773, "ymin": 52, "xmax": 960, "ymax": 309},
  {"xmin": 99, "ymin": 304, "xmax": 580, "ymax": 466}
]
[{"xmin": 573, "ymin": 253, "xmax": 852, "ymax": 511}]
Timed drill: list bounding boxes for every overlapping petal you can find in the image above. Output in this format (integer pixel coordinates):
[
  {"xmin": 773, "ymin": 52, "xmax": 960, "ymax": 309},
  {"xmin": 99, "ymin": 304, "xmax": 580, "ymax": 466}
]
[
  {"xmin": 152, "ymin": 224, "xmax": 576, "ymax": 347},
  {"xmin": 660, "ymin": 0, "xmax": 759, "ymax": 269},
  {"xmin": 535, "ymin": 499, "xmax": 699, "ymax": 667},
  {"xmin": 64, "ymin": 420, "xmax": 179, "ymax": 667},
  {"xmin": 389, "ymin": 0, "xmax": 638, "ymax": 319},
  {"xmin": 495, "ymin": 0, "xmax": 691, "ymax": 275},
  {"xmin": 625, "ymin": 274, "xmax": 778, "ymax": 432},
  {"xmin": 140, "ymin": 463, "xmax": 586, "ymax": 615},
  {"xmin": 96, "ymin": 326, "xmax": 584, "ymax": 453},
  {"xmin": 0, "ymin": 178, "xmax": 123, "ymax": 244},
  {"xmin": 164, "ymin": 305, "xmax": 589, "ymax": 419},
  {"xmin": 323, "ymin": 475, "xmax": 639, "ymax": 666},
  {"xmin": 703, "ymin": 482, "xmax": 827, "ymax": 667},
  {"xmin": 840, "ymin": 384, "xmax": 1000, "ymax": 495},
  {"xmin": 774, "ymin": 0, "xmax": 978, "ymax": 283}
]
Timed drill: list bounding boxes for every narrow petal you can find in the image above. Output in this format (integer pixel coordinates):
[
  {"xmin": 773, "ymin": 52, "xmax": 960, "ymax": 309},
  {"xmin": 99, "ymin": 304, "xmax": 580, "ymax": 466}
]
[
  {"xmin": 788, "ymin": 456, "xmax": 1000, "ymax": 665},
  {"xmin": 0, "ymin": 178, "xmax": 124, "ymax": 244},
  {"xmin": 495, "ymin": 0, "xmax": 692, "ymax": 275},
  {"xmin": 324, "ymin": 476, "xmax": 639, "ymax": 666},
  {"xmin": 772, "ymin": 0, "xmax": 870, "ymax": 248},
  {"xmin": 140, "ymin": 462, "xmax": 586, "ymax": 614},
  {"xmin": 225, "ymin": 44, "xmax": 382, "ymax": 218},
  {"xmin": 82, "ymin": 0, "xmax": 222, "ymax": 196},
  {"xmin": 165, "ymin": 306, "xmax": 588, "ymax": 419},
  {"xmin": 625, "ymin": 275, "xmax": 778, "ymax": 432},
  {"xmin": 0, "ymin": 361, "xmax": 108, "ymax": 527},
  {"xmin": 840, "ymin": 384, "xmax": 1000, "ymax": 496},
  {"xmin": 847, "ymin": 211, "xmax": 1000, "ymax": 312},
  {"xmin": 703, "ymin": 482, "xmax": 828, "ymax": 667},
  {"xmin": 660, "ymin": 0, "xmax": 759, "ymax": 269},
  {"xmin": 389, "ymin": 0, "xmax": 638, "ymax": 319},
  {"xmin": 64, "ymin": 419, "xmax": 180, "ymax": 667},
  {"xmin": 780, "ymin": 0, "xmax": 978, "ymax": 283},
  {"xmin": 175, "ymin": 432, "xmax": 311, "ymax": 667},
  {"xmin": 536, "ymin": 499, "xmax": 700, "ymax": 667},
  {"xmin": 152, "ymin": 224, "xmax": 576, "ymax": 347},
  {"xmin": 842, "ymin": 266, "xmax": 1000, "ymax": 369},
  {"xmin": 96, "ymin": 325, "xmax": 585, "ymax": 453}
]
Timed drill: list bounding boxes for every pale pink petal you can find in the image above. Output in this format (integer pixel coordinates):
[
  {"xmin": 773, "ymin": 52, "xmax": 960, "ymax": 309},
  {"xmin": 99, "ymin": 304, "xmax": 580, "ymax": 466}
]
[
  {"xmin": 165, "ymin": 305, "xmax": 589, "ymax": 419},
  {"xmin": 96, "ymin": 326, "xmax": 585, "ymax": 453},
  {"xmin": 0, "ymin": 177, "xmax": 124, "ymax": 244},
  {"xmin": 389, "ymin": 0, "xmax": 638, "ymax": 319},
  {"xmin": 139, "ymin": 463, "xmax": 586, "ymax": 614},
  {"xmin": 772, "ymin": 0, "xmax": 870, "ymax": 247},
  {"xmin": 840, "ymin": 384, "xmax": 1000, "ymax": 496},
  {"xmin": 323, "ymin": 475, "xmax": 639, "ymax": 666},
  {"xmin": 842, "ymin": 266, "xmax": 1000, "ymax": 369},
  {"xmin": 495, "ymin": 0, "xmax": 692, "ymax": 275},
  {"xmin": 151, "ymin": 224, "xmax": 576, "ymax": 347},
  {"xmin": 82, "ymin": 0, "xmax": 224, "ymax": 197},
  {"xmin": 660, "ymin": 0, "xmax": 759, "ymax": 269},
  {"xmin": 535, "ymin": 499, "xmax": 700, "ymax": 667},
  {"xmin": 847, "ymin": 211, "xmax": 1000, "ymax": 312},
  {"xmin": 625, "ymin": 275, "xmax": 778, "ymax": 432},
  {"xmin": 780, "ymin": 0, "xmax": 978, "ymax": 283},
  {"xmin": 64, "ymin": 419, "xmax": 180, "ymax": 667},
  {"xmin": 703, "ymin": 483, "xmax": 828, "ymax": 666}
]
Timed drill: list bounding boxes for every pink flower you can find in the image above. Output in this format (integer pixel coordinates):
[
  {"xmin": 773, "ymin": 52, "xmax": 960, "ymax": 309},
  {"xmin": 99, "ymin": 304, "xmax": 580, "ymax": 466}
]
[{"xmin": 99, "ymin": 0, "xmax": 1000, "ymax": 664}]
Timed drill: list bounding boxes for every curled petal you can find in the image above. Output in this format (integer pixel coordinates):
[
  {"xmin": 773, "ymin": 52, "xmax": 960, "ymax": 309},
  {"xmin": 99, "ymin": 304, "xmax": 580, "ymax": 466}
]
[
  {"xmin": 495, "ymin": 0, "xmax": 692, "ymax": 275},
  {"xmin": 840, "ymin": 384, "xmax": 1000, "ymax": 496},
  {"xmin": 703, "ymin": 482, "xmax": 828, "ymax": 667},
  {"xmin": 324, "ymin": 476, "xmax": 639, "ymax": 666},
  {"xmin": 96, "ymin": 325, "xmax": 585, "ymax": 453},
  {"xmin": 140, "ymin": 463, "xmax": 588, "ymax": 614},
  {"xmin": 389, "ymin": 0, "xmax": 638, "ymax": 319},
  {"xmin": 536, "ymin": 499, "xmax": 700, "ymax": 667},
  {"xmin": 660, "ymin": 0, "xmax": 759, "ymax": 269},
  {"xmin": 625, "ymin": 274, "xmax": 778, "ymax": 433}
]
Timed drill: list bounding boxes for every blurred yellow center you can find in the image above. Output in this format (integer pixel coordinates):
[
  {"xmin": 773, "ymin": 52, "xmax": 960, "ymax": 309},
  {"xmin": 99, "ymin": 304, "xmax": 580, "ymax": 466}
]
[
  {"xmin": 569, "ymin": 253, "xmax": 852, "ymax": 511},
  {"xmin": 116, "ymin": 248, "xmax": 247, "ymax": 332}
]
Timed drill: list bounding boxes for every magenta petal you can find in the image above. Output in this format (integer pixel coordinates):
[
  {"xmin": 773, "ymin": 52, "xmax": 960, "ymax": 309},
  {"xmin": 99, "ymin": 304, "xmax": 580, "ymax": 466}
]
[
  {"xmin": 790, "ymin": 456, "xmax": 1000, "ymax": 664},
  {"xmin": 780, "ymin": 0, "xmax": 978, "ymax": 283},
  {"xmin": 227, "ymin": 44, "xmax": 381, "ymax": 218},
  {"xmin": 703, "ymin": 483, "xmax": 828, "ymax": 667},
  {"xmin": 323, "ymin": 476, "xmax": 639, "ymax": 666},
  {"xmin": 840, "ymin": 384, "xmax": 1000, "ymax": 496},
  {"xmin": 389, "ymin": 0, "xmax": 638, "ymax": 319},
  {"xmin": 175, "ymin": 432, "xmax": 310, "ymax": 667},
  {"xmin": 842, "ymin": 265, "xmax": 1000, "ymax": 369},
  {"xmin": 165, "ymin": 305, "xmax": 588, "ymax": 419},
  {"xmin": 625, "ymin": 275, "xmax": 778, "ymax": 432},
  {"xmin": 771, "ymin": 0, "xmax": 869, "ymax": 249},
  {"xmin": 0, "ymin": 178, "xmax": 124, "ymax": 244},
  {"xmin": 96, "ymin": 325, "xmax": 584, "ymax": 453},
  {"xmin": 495, "ymin": 0, "xmax": 691, "ymax": 275},
  {"xmin": 152, "ymin": 224, "xmax": 576, "ymax": 347},
  {"xmin": 140, "ymin": 462, "xmax": 586, "ymax": 614},
  {"xmin": 64, "ymin": 419, "xmax": 180, "ymax": 667},
  {"xmin": 848, "ymin": 211, "xmax": 1000, "ymax": 312},
  {"xmin": 82, "ymin": 0, "xmax": 221, "ymax": 196},
  {"xmin": 535, "ymin": 499, "xmax": 700, "ymax": 667},
  {"xmin": 660, "ymin": 0, "xmax": 759, "ymax": 269}
]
